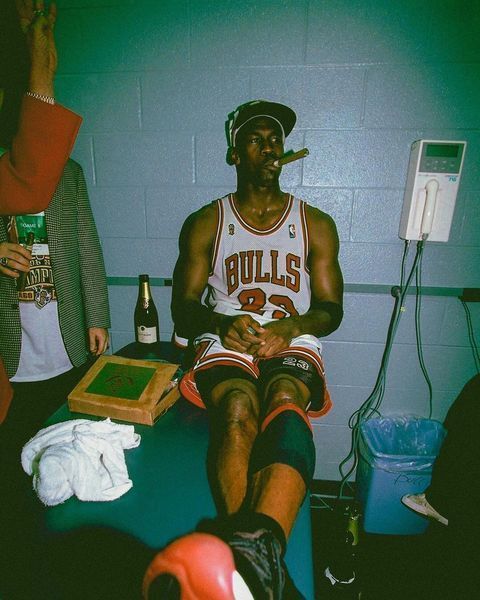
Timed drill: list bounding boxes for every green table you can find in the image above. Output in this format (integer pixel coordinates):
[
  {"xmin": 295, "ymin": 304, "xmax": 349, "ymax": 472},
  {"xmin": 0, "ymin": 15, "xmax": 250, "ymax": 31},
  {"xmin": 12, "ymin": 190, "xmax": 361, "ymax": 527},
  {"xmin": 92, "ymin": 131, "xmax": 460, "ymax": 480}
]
[{"xmin": 43, "ymin": 343, "xmax": 315, "ymax": 598}]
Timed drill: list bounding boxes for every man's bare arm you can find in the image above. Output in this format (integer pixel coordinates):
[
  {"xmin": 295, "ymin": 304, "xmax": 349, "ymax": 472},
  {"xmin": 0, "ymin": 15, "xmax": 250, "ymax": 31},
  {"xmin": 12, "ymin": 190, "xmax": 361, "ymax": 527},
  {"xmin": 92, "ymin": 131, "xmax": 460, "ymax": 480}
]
[
  {"xmin": 171, "ymin": 205, "xmax": 218, "ymax": 339},
  {"xmin": 171, "ymin": 205, "xmax": 266, "ymax": 352},
  {"xmin": 16, "ymin": 0, "xmax": 57, "ymax": 97},
  {"xmin": 304, "ymin": 205, "xmax": 344, "ymax": 332},
  {"xmin": 255, "ymin": 206, "xmax": 343, "ymax": 357}
]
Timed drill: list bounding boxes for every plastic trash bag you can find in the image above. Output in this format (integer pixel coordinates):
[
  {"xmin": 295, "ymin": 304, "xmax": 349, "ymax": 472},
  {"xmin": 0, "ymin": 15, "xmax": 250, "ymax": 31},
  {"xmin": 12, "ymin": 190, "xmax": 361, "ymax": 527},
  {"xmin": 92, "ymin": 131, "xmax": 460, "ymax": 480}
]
[{"xmin": 359, "ymin": 415, "xmax": 446, "ymax": 473}]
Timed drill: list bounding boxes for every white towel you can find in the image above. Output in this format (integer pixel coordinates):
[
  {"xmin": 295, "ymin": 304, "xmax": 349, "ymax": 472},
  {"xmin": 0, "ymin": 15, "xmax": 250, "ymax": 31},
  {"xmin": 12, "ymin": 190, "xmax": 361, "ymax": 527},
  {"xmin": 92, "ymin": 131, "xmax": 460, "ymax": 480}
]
[{"xmin": 21, "ymin": 418, "xmax": 141, "ymax": 506}]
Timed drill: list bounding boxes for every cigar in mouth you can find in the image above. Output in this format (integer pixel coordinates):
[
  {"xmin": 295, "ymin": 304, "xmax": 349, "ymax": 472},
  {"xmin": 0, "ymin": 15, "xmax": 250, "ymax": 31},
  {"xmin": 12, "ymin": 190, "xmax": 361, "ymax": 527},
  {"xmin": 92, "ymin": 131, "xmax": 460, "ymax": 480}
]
[{"xmin": 273, "ymin": 147, "xmax": 309, "ymax": 167}]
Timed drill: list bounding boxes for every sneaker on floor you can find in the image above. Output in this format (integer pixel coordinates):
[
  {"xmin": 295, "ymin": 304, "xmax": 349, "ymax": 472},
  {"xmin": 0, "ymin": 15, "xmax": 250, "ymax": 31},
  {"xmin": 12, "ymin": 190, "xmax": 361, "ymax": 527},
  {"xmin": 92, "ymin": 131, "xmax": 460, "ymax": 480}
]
[
  {"xmin": 142, "ymin": 532, "xmax": 254, "ymax": 600},
  {"xmin": 402, "ymin": 493, "xmax": 448, "ymax": 526}
]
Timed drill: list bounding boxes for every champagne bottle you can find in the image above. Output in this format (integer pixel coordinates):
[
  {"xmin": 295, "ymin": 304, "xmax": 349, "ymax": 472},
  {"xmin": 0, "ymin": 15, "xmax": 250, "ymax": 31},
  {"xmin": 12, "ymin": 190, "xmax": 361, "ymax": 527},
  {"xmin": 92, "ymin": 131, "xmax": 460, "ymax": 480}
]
[
  {"xmin": 321, "ymin": 503, "xmax": 362, "ymax": 599},
  {"xmin": 134, "ymin": 274, "xmax": 159, "ymax": 345}
]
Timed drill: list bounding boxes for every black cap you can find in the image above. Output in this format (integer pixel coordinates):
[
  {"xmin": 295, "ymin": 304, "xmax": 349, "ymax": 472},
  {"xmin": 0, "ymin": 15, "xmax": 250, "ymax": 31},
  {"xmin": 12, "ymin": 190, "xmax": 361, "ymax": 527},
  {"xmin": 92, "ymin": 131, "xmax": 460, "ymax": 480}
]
[{"xmin": 225, "ymin": 99, "xmax": 296, "ymax": 164}]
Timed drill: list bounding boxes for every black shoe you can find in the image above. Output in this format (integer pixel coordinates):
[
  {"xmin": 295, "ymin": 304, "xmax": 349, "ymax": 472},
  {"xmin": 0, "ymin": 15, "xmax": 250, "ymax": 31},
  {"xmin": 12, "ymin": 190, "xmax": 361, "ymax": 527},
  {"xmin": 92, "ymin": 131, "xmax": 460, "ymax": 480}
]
[
  {"xmin": 197, "ymin": 517, "xmax": 304, "ymax": 600},
  {"xmin": 228, "ymin": 528, "xmax": 284, "ymax": 600}
]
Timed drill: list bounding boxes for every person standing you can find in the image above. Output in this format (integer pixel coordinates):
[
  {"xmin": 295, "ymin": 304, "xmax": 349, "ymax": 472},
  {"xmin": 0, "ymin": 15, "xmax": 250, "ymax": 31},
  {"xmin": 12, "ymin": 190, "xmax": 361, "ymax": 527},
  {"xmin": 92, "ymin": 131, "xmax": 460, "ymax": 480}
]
[
  {"xmin": 0, "ymin": 3, "xmax": 109, "ymax": 596},
  {"xmin": 0, "ymin": 0, "xmax": 82, "ymax": 421},
  {"xmin": 0, "ymin": 0, "xmax": 109, "ymax": 442}
]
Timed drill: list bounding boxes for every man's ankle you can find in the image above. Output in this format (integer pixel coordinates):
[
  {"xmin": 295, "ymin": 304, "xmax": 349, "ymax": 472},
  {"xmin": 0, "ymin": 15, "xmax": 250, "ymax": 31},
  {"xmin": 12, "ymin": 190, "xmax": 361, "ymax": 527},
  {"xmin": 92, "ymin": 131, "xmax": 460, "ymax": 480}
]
[{"xmin": 232, "ymin": 510, "xmax": 287, "ymax": 555}]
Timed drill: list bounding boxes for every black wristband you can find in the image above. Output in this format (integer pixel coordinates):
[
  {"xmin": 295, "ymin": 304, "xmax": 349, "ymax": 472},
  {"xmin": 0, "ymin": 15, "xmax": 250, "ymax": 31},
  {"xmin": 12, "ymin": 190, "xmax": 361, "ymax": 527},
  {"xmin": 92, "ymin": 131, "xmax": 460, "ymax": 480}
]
[{"xmin": 173, "ymin": 302, "xmax": 216, "ymax": 340}]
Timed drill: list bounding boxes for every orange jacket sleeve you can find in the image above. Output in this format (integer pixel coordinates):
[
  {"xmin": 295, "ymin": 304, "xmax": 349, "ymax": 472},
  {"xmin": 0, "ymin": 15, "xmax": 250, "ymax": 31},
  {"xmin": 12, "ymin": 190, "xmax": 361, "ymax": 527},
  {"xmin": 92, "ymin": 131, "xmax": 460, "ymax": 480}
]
[
  {"xmin": 0, "ymin": 95, "xmax": 82, "ymax": 423},
  {"xmin": 0, "ymin": 95, "xmax": 82, "ymax": 215}
]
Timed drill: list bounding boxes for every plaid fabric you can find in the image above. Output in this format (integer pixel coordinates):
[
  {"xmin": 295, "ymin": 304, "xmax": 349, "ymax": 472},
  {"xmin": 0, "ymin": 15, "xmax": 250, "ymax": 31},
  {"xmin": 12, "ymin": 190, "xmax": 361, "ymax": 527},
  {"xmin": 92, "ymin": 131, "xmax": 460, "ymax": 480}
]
[{"xmin": 0, "ymin": 159, "xmax": 110, "ymax": 378}]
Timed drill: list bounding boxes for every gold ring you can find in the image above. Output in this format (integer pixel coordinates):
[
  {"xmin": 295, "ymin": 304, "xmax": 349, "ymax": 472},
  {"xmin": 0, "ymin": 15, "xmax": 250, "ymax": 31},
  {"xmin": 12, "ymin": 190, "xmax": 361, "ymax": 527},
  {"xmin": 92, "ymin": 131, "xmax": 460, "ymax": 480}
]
[{"xmin": 0, "ymin": 257, "xmax": 8, "ymax": 267}]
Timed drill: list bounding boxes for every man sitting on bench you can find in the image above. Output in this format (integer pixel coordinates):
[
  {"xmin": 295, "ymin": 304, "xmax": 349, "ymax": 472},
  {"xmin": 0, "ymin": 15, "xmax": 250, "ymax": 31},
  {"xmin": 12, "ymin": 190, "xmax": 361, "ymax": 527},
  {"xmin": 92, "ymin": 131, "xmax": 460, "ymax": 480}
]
[{"xmin": 144, "ymin": 100, "xmax": 344, "ymax": 599}]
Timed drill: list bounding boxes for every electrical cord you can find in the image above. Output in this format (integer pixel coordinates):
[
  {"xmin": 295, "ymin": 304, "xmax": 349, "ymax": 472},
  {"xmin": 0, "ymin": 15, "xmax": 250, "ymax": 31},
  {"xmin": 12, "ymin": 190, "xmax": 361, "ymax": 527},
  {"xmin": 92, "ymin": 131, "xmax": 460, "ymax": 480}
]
[
  {"xmin": 400, "ymin": 239, "xmax": 410, "ymax": 289},
  {"xmin": 461, "ymin": 300, "xmax": 480, "ymax": 373},
  {"xmin": 414, "ymin": 249, "xmax": 433, "ymax": 418},
  {"xmin": 336, "ymin": 240, "xmax": 424, "ymax": 501}
]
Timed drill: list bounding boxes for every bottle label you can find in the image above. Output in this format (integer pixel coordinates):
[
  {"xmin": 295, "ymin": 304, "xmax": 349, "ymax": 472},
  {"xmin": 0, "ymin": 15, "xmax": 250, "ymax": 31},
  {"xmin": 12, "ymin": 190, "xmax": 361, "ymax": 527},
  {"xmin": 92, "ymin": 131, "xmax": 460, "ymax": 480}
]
[{"xmin": 137, "ymin": 326, "xmax": 158, "ymax": 344}]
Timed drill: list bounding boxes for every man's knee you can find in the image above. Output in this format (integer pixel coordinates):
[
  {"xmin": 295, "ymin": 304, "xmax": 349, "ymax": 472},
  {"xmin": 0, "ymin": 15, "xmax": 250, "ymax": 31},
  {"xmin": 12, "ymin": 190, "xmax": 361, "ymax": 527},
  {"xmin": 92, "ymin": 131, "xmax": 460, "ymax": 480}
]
[
  {"xmin": 195, "ymin": 366, "xmax": 257, "ymax": 408},
  {"xmin": 259, "ymin": 354, "xmax": 324, "ymax": 410},
  {"xmin": 263, "ymin": 375, "xmax": 310, "ymax": 413},
  {"xmin": 249, "ymin": 402, "xmax": 316, "ymax": 488},
  {"xmin": 211, "ymin": 380, "xmax": 259, "ymax": 437}
]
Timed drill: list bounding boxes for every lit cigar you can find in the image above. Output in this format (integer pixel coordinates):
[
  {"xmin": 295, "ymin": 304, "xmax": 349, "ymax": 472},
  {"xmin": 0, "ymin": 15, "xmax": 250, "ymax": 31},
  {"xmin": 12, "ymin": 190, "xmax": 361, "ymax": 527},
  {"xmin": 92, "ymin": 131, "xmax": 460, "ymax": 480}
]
[{"xmin": 273, "ymin": 147, "xmax": 309, "ymax": 167}]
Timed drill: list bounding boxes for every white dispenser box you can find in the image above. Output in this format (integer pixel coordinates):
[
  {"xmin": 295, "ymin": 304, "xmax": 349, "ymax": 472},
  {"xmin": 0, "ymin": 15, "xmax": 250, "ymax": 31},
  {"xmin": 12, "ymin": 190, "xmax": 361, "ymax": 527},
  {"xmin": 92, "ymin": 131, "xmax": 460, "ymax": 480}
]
[{"xmin": 399, "ymin": 140, "xmax": 466, "ymax": 242}]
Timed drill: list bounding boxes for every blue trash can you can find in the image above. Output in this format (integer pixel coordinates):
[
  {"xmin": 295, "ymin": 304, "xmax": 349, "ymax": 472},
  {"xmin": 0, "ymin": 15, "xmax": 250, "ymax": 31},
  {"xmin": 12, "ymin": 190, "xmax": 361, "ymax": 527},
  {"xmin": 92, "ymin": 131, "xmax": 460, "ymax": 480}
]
[{"xmin": 356, "ymin": 416, "xmax": 446, "ymax": 535}]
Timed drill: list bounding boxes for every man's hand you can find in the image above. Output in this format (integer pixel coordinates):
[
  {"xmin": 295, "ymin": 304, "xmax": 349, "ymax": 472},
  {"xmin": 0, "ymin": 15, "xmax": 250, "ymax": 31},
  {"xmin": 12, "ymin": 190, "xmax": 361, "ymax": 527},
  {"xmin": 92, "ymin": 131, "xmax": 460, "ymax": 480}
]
[
  {"xmin": 88, "ymin": 327, "xmax": 109, "ymax": 356},
  {"xmin": 16, "ymin": 0, "xmax": 57, "ymax": 97},
  {"xmin": 252, "ymin": 318, "xmax": 298, "ymax": 358},
  {"xmin": 0, "ymin": 242, "xmax": 31, "ymax": 278},
  {"xmin": 218, "ymin": 314, "xmax": 265, "ymax": 355}
]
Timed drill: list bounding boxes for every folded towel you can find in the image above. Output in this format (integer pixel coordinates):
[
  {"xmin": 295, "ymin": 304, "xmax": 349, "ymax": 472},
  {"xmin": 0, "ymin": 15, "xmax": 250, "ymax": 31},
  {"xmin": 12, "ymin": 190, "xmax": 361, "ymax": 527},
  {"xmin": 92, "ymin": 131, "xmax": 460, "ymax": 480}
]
[{"xmin": 21, "ymin": 418, "xmax": 141, "ymax": 506}]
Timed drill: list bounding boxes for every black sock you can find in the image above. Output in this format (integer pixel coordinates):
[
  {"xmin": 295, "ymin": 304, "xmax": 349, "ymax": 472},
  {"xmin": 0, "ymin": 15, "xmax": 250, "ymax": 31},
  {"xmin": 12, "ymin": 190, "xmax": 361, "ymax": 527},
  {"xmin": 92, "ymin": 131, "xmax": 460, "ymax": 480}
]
[
  {"xmin": 231, "ymin": 510, "xmax": 287, "ymax": 556},
  {"xmin": 196, "ymin": 511, "xmax": 287, "ymax": 555}
]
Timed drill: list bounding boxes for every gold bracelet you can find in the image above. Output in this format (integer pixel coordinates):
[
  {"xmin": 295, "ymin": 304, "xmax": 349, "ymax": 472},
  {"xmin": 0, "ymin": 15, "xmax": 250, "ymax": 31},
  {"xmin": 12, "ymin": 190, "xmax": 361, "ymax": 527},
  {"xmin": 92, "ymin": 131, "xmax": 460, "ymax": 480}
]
[{"xmin": 26, "ymin": 91, "xmax": 55, "ymax": 105}]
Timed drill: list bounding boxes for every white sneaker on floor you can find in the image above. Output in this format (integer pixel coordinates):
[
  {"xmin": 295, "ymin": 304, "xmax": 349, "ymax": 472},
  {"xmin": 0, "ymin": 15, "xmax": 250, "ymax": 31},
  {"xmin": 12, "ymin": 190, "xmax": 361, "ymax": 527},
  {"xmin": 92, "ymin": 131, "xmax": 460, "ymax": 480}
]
[{"xmin": 401, "ymin": 493, "xmax": 448, "ymax": 526}]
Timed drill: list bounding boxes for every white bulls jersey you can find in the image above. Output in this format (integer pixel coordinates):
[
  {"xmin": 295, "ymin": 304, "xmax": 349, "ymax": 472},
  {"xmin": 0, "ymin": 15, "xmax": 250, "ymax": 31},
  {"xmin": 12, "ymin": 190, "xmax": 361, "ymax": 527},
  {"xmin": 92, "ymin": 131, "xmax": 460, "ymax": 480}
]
[{"xmin": 206, "ymin": 193, "xmax": 312, "ymax": 326}]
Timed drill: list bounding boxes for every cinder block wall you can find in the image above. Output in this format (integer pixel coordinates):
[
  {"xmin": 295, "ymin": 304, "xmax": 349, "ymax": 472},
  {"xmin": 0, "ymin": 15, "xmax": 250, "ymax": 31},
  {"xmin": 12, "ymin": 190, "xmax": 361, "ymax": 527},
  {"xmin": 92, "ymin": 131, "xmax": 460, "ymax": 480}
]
[{"xmin": 55, "ymin": 0, "xmax": 480, "ymax": 480}]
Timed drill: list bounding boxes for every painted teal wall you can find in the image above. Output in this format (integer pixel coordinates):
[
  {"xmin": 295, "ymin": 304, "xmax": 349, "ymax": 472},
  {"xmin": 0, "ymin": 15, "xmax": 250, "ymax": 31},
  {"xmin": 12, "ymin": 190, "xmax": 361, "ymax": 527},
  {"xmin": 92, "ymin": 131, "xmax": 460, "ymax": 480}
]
[{"xmin": 55, "ymin": 0, "xmax": 480, "ymax": 480}]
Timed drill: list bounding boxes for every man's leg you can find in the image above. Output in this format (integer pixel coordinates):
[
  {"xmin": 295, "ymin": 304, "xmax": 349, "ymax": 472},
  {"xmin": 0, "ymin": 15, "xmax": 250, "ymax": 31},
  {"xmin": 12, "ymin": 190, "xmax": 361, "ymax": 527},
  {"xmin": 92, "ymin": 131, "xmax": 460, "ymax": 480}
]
[
  {"xmin": 203, "ymin": 375, "xmax": 314, "ymax": 599},
  {"xmin": 207, "ymin": 378, "xmax": 260, "ymax": 515},
  {"xmin": 248, "ymin": 375, "xmax": 314, "ymax": 538},
  {"xmin": 403, "ymin": 375, "xmax": 480, "ymax": 527},
  {"xmin": 143, "ymin": 372, "xmax": 263, "ymax": 600},
  {"xmin": 143, "ymin": 348, "xmax": 321, "ymax": 599},
  {"xmin": 426, "ymin": 374, "xmax": 480, "ymax": 524}
]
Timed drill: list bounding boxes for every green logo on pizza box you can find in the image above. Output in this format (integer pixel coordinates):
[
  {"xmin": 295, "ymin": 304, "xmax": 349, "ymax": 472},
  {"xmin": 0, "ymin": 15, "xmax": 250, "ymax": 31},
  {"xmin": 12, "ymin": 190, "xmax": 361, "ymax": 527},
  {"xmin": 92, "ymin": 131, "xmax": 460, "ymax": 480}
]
[{"xmin": 85, "ymin": 362, "xmax": 157, "ymax": 400}]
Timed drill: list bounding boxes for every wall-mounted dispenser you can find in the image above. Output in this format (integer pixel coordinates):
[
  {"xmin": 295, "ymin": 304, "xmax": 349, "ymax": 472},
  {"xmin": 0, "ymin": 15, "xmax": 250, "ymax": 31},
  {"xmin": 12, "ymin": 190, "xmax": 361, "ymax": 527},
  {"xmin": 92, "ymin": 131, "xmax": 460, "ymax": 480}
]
[{"xmin": 399, "ymin": 140, "xmax": 466, "ymax": 242}]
